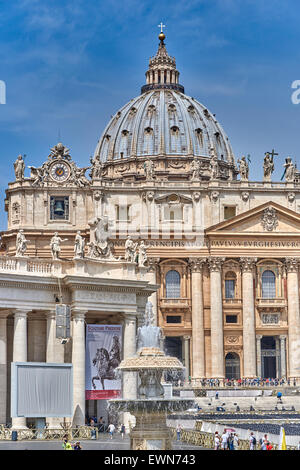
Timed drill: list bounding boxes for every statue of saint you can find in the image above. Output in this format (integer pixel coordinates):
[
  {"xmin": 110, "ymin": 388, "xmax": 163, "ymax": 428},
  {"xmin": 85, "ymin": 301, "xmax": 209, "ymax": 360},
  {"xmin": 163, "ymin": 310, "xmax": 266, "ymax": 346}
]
[
  {"xmin": 14, "ymin": 155, "xmax": 25, "ymax": 181},
  {"xmin": 190, "ymin": 158, "xmax": 201, "ymax": 180},
  {"xmin": 238, "ymin": 155, "xmax": 249, "ymax": 181},
  {"xmin": 210, "ymin": 155, "xmax": 218, "ymax": 180},
  {"xmin": 284, "ymin": 157, "xmax": 295, "ymax": 182},
  {"xmin": 74, "ymin": 231, "xmax": 85, "ymax": 259},
  {"xmin": 125, "ymin": 235, "xmax": 137, "ymax": 263},
  {"xmin": 50, "ymin": 232, "xmax": 68, "ymax": 260},
  {"xmin": 144, "ymin": 159, "xmax": 154, "ymax": 180},
  {"xmin": 263, "ymin": 152, "xmax": 275, "ymax": 181},
  {"xmin": 16, "ymin": 229, "xmax": 29, "ymax": 257},
  {"xmin": 90, "ymin": 154, "xmax": 103, "ymax": 180},
  {"xmin": 138, "ymin": 240, "xmax": 147, "ymax": 267}
]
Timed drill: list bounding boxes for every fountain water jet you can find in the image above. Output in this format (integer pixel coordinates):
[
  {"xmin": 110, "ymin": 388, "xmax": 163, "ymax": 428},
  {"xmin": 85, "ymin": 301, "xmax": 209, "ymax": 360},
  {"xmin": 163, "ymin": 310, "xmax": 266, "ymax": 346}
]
[{"xmin": 109, "ymin": 302, "xmax": 195, "ymax": 450}]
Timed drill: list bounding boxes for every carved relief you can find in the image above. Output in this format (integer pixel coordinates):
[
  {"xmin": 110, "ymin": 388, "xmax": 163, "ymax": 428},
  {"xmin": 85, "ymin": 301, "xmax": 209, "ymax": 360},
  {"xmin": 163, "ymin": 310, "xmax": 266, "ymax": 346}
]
[
  {"xmin": 261, "ymin": 207, "xmax": 278, "ymax": 232},
  {"xmin": 11, "ymin": 202, "xmax": 21, "ymax": 224}
]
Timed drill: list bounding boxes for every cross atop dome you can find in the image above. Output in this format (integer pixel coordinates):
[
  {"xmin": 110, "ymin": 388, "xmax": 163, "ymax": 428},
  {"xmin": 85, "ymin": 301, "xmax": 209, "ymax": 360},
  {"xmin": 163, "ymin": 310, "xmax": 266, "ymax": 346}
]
[{"xmin": 141, "ymin": 27, "xmax": 184, "ymax": 94}]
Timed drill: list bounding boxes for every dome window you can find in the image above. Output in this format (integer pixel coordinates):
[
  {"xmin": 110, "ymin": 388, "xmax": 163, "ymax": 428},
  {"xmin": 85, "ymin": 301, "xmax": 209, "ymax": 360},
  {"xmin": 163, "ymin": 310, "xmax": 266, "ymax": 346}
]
[
  {"xmin": 188, "ymin": 105, "xmax": 195, "ymax": 113},
  {"xmin": 105, "ymin": 134, "xmax": 111, "ymax": 141},
  {"xmin": 170, "ymin": 125, "xmax": 179, "ymax": 135},
  {"xmin": 203, "ymin": 109, "xmax": 210, "ymax": 119},
  {"xmin": 121, "ymin": 130, "xmax": 129, "ymax": 136},
  {"xmin": 144, "ymin": 127, "xmax": 153, "ymax": 134},
  {"xmin": 129, "ymin": 107, "xmax": 137, "ymax": 116},
  {"xmin": 195, "ymin": 128, "xmax": 203, "ymax": 146},
  {"xmin": 168, "ymin": 104, "xmax": 176, "ymax": 113}
]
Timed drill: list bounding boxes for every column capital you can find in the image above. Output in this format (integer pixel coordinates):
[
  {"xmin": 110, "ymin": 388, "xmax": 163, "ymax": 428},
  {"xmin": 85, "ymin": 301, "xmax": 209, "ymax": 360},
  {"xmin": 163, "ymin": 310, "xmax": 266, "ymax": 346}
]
[
  {"xmin": 189, "ymin": 258, "xmax": 206, "ymax": 273},
  {"xmin": 13, "ymin": 309, "xmax": 30, "ymax": 319},
  {"xmin": 285, "ymin": 257, "xmax": 299, "ymax": 273},
  {"xmin": 256, "ymin": 334, "xmax": 263, "ymax": 340},
  {"xmin": 72, "ymin": 310, "xmax": 86, "ymax": 321},
  {"xmin": 208, "ymin": 257, "xmax": 225, "ymax": 273},
  {"xmin": 279, "ymin": 335, "xmax": 287, "ymax": 340},
  {"xmin": 240, "ymin": 257, "xmax": 257, "ymax": 273},
  {"xmin": 183, "ymin": 335, "xmax": 191, "ymax": 340}
]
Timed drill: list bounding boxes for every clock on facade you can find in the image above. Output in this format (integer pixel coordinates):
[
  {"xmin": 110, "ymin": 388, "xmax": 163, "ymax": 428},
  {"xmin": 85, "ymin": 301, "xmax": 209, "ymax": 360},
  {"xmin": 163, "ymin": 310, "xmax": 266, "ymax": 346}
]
[{"xmin": 50, "ymin": 161, "xmax": 71, "ymax": 182}]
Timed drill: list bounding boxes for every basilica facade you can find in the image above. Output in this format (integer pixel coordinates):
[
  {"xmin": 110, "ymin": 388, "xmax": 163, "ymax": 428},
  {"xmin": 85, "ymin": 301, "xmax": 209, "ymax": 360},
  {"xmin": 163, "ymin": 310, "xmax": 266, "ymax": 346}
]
[{"xmin": 1, "ymin": 31, "xmax": 300, "ymax": 426}]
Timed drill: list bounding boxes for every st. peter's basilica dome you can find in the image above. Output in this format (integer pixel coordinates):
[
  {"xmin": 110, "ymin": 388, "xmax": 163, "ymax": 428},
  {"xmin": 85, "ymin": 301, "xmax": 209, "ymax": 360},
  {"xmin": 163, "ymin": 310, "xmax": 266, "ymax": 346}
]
[{"xmin": 94, "ymin": 32, "xmax": 235, "ymax": 167}]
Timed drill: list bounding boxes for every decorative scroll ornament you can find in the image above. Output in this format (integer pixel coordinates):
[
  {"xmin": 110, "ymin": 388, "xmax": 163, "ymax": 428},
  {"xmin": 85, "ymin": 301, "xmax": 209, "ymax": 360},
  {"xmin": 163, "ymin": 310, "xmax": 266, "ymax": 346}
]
[{"xmin": 261, "ymin": 207, "xmax": 278, "ymax": 232}]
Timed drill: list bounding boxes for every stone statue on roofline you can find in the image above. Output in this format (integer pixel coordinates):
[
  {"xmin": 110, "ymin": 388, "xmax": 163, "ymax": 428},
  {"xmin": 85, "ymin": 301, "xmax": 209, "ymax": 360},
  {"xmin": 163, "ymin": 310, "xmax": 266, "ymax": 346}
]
[
  {"xmin": 15, "ymin": 229, "xmax": 29, "ymax": 257},
  {"xmin": 238, "ymin": 155, "xmax": 249, "ymax": 181},
  {"xmin": 14, "ymin": 155, "xmax": 25, "ymax": 181},
  {"xmin": 74, "ymin": 231, "xmax": 85, "ymax": 259}
]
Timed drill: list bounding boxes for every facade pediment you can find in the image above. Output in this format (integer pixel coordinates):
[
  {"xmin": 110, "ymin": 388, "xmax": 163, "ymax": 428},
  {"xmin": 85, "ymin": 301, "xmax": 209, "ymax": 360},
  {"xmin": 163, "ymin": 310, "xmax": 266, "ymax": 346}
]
[{"xmin": 206, "ymin": 201, "xmax": 300, "ymax": 236}]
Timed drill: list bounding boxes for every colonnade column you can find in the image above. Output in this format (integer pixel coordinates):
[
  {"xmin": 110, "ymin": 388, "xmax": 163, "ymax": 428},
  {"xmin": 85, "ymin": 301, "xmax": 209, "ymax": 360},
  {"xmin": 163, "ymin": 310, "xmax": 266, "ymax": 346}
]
[
  {"xmin": 208, "ymin": 257, "xmax": 225, "ymax": 378},
  {"xmin": 12, "ymin": 309, "xmax": 29, "ymax": 429},
  {"xmin": 123, "ymin": 314, "xmax": 137, "ymax": 430},
  {"xmin": 240, "ymin": 257, "xmax": 257, "ymax": 378},
  {"xmin": 46, "ymin": 310, "xmax": 65, "ymax": 427},
  {"xmin": 72, "ymin": 310, "xmax": 86, "ymax": 427},
  {"xmin": 279, "ymin": 335, "xmax": 287, "ymax": 378},
  {"xmin": 256, "ymin": 335, "xmax": 262, "ymax": 378},
  {"xmin": 285, "ymin": 258, "xmax": 300, "ymax": 378},
  {"xmin": 0, "ymin": 312, "xmax": 8, "ymax": 424},
  {"xmin": 189, "ymin": 258, "xmax": 206, "ymax": 379}
]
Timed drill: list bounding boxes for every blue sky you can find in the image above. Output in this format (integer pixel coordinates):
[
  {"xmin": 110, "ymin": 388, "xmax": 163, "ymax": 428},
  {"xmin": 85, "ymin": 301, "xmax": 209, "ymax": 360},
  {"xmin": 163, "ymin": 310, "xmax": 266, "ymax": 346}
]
[{"xmin": 0, "ymin": 0, "xmax": 300, "ymax": 228}]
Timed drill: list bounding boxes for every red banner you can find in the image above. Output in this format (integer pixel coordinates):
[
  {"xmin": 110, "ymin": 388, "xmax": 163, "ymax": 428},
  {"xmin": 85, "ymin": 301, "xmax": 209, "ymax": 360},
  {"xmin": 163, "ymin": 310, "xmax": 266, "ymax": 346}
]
[{"xmin": 85, "ymin": 390, "xmax": 121, "ymax": 400}]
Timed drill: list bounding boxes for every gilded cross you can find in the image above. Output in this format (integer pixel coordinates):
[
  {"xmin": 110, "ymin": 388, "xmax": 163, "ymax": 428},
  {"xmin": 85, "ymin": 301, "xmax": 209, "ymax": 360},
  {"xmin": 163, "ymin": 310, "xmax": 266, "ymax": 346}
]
[{"xmin": 158, "ymin": 22, "xmax": 166, "ymax": 33}]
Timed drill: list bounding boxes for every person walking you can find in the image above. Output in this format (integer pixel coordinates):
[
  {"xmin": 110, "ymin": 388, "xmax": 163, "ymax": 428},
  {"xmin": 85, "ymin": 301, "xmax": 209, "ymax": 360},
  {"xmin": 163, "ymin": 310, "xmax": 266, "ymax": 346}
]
[
  {"xmin": 62, "ymin": 438, "xmax": 73, "ymax": 450},
  {"xmin": 176, "ymin": 424, "xmax": 182, "ymax": 441},
  {"xmin": 120, "ymin": 424, "xmax": 126, "ymax": 439},
  {"xmin": 233, "ymin": 433, "xmax": 240, "ymax": 450},
  {"xmin": 249, "ymin": 432, "xmax": 256, "ymax": 450},
  {"xmin": 214, "ymin": 431, "xmax": 220, "ymax": 450},
  {"xmin": 73, "ymin": 441, "xmax": 82, "ymax": 450},
  {"xmin": 108, "ymin": 423, "xmax": 115, "ymax": 439},
  {"xmin": 221, "ymin": 429, "xmax": 228, "ymax": 450}
]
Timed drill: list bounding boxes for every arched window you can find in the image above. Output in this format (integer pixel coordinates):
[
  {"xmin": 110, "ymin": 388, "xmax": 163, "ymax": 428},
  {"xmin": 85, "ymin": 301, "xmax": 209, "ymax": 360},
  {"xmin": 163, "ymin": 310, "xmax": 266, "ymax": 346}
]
[
  {"xmin": 225, "ymin": 271, "xmax": 236, "ymax": 299},
  {"xmin": 262, "ymin": 270, "xmax": 276, "ymax": 298},
  {"xmin": 165, "ymin": 270, "xmax": 181, "ymax": 298}
]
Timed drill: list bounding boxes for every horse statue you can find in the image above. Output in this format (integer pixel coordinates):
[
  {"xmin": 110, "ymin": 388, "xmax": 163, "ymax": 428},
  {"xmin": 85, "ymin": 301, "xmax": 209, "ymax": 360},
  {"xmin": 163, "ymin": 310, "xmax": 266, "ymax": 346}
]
[{"xmin": 91, "ymin": 337, "xmax": 121, "ymax": 390}]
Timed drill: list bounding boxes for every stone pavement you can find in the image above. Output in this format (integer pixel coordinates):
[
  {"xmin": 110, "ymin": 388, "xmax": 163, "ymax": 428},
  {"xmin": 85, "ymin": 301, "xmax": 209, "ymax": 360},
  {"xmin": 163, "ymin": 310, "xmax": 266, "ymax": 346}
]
[{"xmin": 0, "ymin": 433, "xmax": 205, "ymax": 450}]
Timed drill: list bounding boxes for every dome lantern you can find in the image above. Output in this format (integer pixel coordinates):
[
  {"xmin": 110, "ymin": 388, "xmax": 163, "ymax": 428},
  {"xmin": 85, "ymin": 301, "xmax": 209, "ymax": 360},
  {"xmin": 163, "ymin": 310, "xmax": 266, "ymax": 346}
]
[{"xmin": 141, "ymin": 25, "xmax": 184, "ymax": 94}]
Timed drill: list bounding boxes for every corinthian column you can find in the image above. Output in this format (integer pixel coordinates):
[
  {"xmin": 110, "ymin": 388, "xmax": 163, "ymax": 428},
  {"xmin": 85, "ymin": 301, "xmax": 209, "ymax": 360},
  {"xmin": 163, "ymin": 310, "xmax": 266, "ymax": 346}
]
[
  {"xmin": 285, "ymin": 258, "xmax": 300, "ymax": 378},
  {"xmin": 240, "ymin": 257, "xmax": 257, "ymax": 378},
  {"xmin": 189, "ymin": 258, "xmax": 206, "ymax": 379},
  {"xmin": 208, "ymin": 257, "xmax": 225, "ymax": 378},
  {"xmin": 12, "ymin": 309, "xmax": 29, "ymax": 429},
  {"xmin": 72, "ymin": 311, "xmax": 86, "ymax": 426}
]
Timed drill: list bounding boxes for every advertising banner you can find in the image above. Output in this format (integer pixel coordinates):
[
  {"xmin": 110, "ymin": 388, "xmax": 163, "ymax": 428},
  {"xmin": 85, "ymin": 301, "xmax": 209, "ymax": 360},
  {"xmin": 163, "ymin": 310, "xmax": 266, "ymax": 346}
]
[{"xmin": 85, "ymin": 324, "xmax": 122, "ymax": 400}]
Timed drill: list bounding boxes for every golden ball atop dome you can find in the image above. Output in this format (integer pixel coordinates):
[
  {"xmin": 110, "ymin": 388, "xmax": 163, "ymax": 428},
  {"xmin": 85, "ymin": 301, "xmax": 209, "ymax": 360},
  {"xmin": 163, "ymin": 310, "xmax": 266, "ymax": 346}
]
[{"xmin": 158, "ymin": 32, "xmax": 165, "ymax": 42}]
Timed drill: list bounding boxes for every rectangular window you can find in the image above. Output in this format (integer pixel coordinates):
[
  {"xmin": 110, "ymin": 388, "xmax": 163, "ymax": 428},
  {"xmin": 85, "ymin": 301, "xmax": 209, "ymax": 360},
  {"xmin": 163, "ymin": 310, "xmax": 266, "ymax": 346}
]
[
  {"xmin": 225, "ymin": 279, "xmax": 235, "ymax": 299},
  {"xmin": 50, "ymin": 196, "xmax": 69, "ymax": 221},
  {"xmin": 166, "ymin": 316, "xmax": 182, "ymax": 324},
  {"xmin": 226, "ymin": 315, "xmax": 238, "ymax": 324},
  {"xmin": 116, "ymin": 205, "xmax": 131, "ymax": 221},
  {"xmin": 224, "ymin": 206, "xmax": 236, "ymax": 220}
]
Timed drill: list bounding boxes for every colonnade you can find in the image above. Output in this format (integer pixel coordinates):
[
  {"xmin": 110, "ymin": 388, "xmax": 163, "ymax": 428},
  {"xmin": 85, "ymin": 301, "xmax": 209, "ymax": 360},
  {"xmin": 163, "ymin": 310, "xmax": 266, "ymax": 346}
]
[{"xmin": 0, "ymin": 309, "xmax": 137, "ymax": 428}]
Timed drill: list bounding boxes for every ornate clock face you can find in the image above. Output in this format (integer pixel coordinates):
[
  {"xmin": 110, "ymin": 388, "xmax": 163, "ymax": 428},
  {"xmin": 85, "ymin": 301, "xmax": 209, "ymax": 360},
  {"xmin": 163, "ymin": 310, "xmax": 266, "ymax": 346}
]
[{"xmin": 50, "ymin": 161, "xmax": 70, "ymax": 182}]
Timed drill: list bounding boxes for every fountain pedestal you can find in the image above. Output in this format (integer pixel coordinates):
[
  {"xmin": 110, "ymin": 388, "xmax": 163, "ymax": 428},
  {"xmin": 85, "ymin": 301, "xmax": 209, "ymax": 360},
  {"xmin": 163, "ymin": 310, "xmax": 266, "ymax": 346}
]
[{"xmin": 109, "ymin": 347, "xmax": 195, "ymax": 450}]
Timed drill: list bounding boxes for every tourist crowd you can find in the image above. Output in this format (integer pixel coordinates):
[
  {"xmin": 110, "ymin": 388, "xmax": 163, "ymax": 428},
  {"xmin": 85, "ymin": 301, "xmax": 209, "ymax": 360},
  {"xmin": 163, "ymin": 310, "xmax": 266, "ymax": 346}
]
[
  {"xmin": 175, "ymin": 377, "xmax": 297, "ymax": 388},
  {"xmin": 214, "ymin": 430, "xmax": 274, "ymax": 450}
]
